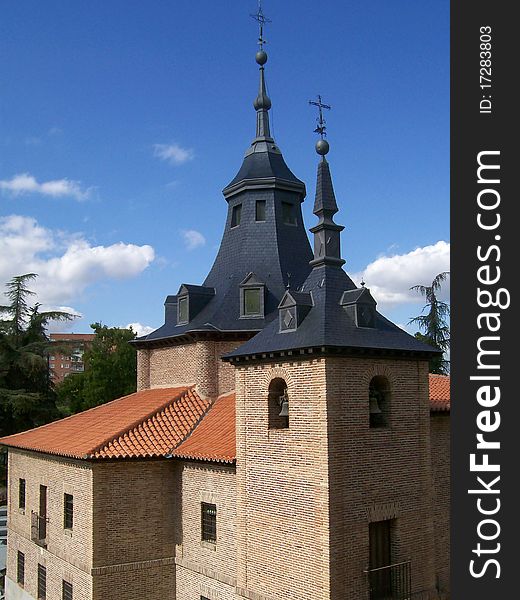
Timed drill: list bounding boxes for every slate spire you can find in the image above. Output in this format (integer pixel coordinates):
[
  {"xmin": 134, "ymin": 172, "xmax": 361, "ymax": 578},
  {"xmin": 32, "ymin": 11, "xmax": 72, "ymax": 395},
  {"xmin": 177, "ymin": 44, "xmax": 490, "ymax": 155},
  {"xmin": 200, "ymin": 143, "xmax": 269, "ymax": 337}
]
[
  {"xmin": 253, "ymin": 52, "xmax": 272, "ymax": 140},
  {"xmin": 309, "ymin": 126, "xmax": 345, "ymax": 268}
]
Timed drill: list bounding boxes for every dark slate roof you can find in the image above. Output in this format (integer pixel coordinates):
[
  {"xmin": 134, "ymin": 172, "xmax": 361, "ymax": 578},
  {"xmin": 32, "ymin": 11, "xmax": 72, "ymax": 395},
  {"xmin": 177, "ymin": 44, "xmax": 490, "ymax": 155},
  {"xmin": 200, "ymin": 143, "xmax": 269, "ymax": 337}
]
[
  {"xmin": 223, "ymin": 144, "xmax": 306, "ymax": 195},
  {"xmin": 223, "ymin": 265, "xmax": 439, "ymax": 359},
  {"xmin": 313, "ymin": 158, "xmax": 339, "ymax": 213}
]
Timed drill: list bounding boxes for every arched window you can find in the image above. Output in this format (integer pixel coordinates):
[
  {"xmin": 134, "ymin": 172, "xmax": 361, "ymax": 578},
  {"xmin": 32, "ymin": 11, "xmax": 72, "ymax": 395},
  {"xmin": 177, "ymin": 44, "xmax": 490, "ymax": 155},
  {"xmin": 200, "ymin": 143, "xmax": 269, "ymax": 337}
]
[
  {"xmin": 369, "ymin": 376, "xmax": 390, "ymax": 428},
  {"xmin": 268, "ymin": 378, "xmax": 289, "ymax": 429}
]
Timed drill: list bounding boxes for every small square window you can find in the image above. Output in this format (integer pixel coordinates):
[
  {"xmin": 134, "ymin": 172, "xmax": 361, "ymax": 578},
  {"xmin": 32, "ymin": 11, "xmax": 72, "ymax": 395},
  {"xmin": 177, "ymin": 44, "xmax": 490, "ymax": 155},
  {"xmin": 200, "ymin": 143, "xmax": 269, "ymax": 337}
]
[
  {"xmin": 255, "ymin": 200, "xmax": 266, "ymax": 221},
  {"xmin": 17, "ymin": 551, "xmax": 25, "ymax": 586},
  {"xmin": 178, "ymin": 296, "xmax": 188, "ymax": 324},
  {"xmin": 201, "ymin": 502, "xmax": 217, "ymax": 543},
  {"xmin": 282, "ymin": 202, "xmax": 297, "ymax": 225},
  {"xmin": 62, "ymin": 580, "xmax": 73, "ymax": 600},
  {"xmin": 64, "ymin": 493, "xmax": 73, "ymax": 529},
  {"xmin": 37, "ymin": 564, "xmax": 46, "ymax": 600},
  {"xmin": 19, "ymin": 478, "xmax": 26, "ymax": 509},
  {"xmin": 231, "ymin": 204, "xmax": 242, "ymax": 228}
]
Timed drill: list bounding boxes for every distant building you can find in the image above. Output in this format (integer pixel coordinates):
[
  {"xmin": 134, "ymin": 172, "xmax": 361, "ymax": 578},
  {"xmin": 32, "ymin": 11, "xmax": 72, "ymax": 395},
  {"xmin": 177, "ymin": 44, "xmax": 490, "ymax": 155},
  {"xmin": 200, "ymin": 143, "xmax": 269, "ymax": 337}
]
[{"xmin": 48, "ymin": 334, "xmax": 95, "ymax": 385}]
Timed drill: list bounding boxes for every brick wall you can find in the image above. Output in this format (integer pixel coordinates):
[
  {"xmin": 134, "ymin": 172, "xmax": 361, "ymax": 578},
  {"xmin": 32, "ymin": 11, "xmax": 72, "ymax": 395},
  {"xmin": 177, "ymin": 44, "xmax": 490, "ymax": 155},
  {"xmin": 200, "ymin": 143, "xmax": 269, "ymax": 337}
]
[
  {"xmin": 325, "ymin": 357, "xmax": 437, "ymax": 600},
  {"xmin": 430, "ymin": 414, "xmax": 450, "ymax": 596},
  {"xmin": 234, "ymin": 355, "xmax": 440, "ymax": 600},
  {"xmin": 235, "ymin": 359, "xmax": 331, "ymax": 600},
  {"xmin": 6, "ymin": 449, "xmax": 94, "ymax": 600},
  {"xmin": 174, "ymin": 460, "xmax": 236, "ymax": 599},
  {"xmin": 137, "ymin": 340, "xmax": 244, "ymax": 397},
  {"xmin": 91, "ymin": 459, "xmax": 177, "ymax": 600}
]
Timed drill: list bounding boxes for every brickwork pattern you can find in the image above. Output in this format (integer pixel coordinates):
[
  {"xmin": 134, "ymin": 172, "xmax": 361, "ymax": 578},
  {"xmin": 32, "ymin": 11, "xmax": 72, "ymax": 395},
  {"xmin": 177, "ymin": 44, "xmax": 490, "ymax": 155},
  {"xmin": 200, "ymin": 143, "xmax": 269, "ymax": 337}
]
[
  {"xmin": 139, "ymin": 340, "xmax": 242, "ymax": 397},
  {"xmin": 325, "ymin": 357, "xmax": 438, "ymax": 600},
  {"xmin": 234, "ymin": 356, "xmax": 441, "ymax": 600},
  {"xmin": 430, "ymin": 414, "xmax": 450, "ymax": 595},
  {"xmin": 235, "ymin": 359, "xmax": 331, "ymax": 600},
  {"xmin": 176, "ymin": 461, "xmax": 236, "ymax": 583},
  {"xmin": 6, "ymin": 449, "xmax": 94, "ymax": 599}
]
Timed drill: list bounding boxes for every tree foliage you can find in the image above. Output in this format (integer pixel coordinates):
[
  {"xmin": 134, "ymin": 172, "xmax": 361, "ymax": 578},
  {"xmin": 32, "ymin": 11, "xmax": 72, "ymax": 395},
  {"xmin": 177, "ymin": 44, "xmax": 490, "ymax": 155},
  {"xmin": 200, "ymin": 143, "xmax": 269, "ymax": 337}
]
[
  {"xmin": 409, "ymin": 272, "xmax": 450, "ymax": 374},
  {"xmin": 57, "ymin": 323, "xmax": 137, "ymax": 414},
  {"xmin": 0, "ymin": 273, "xmax": 76, "ymax": 436}
]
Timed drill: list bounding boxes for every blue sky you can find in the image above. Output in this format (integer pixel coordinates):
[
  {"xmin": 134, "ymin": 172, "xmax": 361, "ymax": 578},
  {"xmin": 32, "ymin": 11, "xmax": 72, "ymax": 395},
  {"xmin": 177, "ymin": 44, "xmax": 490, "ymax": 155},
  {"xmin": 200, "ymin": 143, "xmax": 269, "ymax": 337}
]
[{"xmin": 0, "ymin": 0, "xmax": 449, "ymax": 336}]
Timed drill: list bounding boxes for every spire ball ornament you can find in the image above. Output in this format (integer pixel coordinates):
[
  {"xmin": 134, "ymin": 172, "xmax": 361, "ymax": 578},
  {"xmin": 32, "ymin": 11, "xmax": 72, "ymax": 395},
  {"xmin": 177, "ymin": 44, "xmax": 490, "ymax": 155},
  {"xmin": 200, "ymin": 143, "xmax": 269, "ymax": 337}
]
[
  {"xmin": 316, "ymin": 138, "xmax": 330, "ymax": 156},
  {"xmin": 256, "ymin": 50, "xmax": 268, "ymax": 65}
]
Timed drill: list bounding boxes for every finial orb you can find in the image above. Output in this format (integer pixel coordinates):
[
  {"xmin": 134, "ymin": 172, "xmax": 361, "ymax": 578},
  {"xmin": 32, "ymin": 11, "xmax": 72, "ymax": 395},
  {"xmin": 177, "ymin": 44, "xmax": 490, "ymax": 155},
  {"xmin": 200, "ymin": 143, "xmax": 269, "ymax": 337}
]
[
  {"xmin": 316, "ymin": 139, "xmax": 330, "ymax": 156},
  {"xmin": 255, "ymin": 50, "xmax": 268, "ymax": 65}
]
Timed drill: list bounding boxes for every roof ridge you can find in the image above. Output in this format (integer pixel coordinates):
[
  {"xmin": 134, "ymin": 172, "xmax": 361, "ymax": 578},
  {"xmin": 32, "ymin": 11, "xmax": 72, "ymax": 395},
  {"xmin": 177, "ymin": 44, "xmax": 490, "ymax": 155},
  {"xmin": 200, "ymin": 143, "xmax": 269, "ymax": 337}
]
[
  {"xmin": 88, "ymin": 386, "xmax": 194, "ymax": 457},
  {"xmin": 166, "ymin": 392, "xmax": 224, "ymax": 456}
]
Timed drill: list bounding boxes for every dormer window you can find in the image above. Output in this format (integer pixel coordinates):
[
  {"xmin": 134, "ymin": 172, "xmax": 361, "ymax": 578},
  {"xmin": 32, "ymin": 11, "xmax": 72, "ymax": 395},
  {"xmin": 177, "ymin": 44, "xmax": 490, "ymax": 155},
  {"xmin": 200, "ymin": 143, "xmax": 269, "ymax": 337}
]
[
  {"xmin": 178, "ymin": 296, "xmax": 189, "ymax": 324},
  {"xmin": 231, "ymin": 204, "xmax": 242, "ymax": 228},
  {"xmin": 282, "ymin": 202, "xmax": 297, "ymax": 225},
  {"xmin": 278, "ymin": 290, "xmax": 313, "ymax": 332},
  {"xmin": 240, "ymin": 273, "xmax": 265, "ymax": 319},
  {"xmin": 243, "ymin": 288, "xmax": 262, "ymax": 317},
  {"xmin": 340, "ymin": 288, "xmax": 377, "ymax": 329}
]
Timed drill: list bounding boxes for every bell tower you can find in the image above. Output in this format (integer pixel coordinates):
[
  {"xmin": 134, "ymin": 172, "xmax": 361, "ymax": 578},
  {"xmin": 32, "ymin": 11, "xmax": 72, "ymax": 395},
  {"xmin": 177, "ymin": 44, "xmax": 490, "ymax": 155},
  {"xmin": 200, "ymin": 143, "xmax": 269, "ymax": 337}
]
[{"xmin": 226, "ymin": 102, "xmax": 441, "ymax": 599}]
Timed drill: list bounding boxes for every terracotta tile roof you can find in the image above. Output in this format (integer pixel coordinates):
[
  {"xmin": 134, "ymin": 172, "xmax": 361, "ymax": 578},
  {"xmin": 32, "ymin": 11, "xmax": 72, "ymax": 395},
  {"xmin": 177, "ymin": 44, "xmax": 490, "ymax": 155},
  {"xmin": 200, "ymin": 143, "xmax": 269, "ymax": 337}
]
[
  {"xmin": 172, "ymin": 391, "xmax": 236, "ymax": 463},
  {"xmin": 0, "ymin": 387, "xmax": 211, "ymax": 459},
  {"xmin": 1, "ymin": 375, "xmax": 449, "ymax": 463},
  {"xmin": 429, "ymin": 374, "xmax": 450, "ymax": 412}
]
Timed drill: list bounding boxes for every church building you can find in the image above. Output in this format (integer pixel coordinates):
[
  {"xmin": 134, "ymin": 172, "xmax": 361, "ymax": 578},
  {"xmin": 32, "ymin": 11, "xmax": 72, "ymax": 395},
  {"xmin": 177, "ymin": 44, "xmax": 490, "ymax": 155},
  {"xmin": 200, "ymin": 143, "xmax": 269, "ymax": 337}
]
[{"xmin": 1, "ymin": 7, "xmax": 450, "ymax": 600}]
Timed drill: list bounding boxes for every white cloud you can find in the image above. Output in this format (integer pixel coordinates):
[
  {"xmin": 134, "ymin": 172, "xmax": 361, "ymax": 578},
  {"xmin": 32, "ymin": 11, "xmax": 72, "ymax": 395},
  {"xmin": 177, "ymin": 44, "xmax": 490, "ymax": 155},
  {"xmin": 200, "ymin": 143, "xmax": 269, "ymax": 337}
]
[
  {"xmin": 153, "ymin": 143, "xmax": 194, "ymax": 166},
  {"xmin": 0, "ymin": 173, "xmax": 92, "ymax": 201},
  {"xmin": 181, "ymin": 229, "xmax": 206, "ymax": 251},
  {"xmin": 352, "ymin": 241, "xmax": 450, "ymax": 309},
  {"xmin": 126, "ymin": 322, "xmax": 155, "ymax": 337},
  {"xmin": 0, "ymin": 215, "xmax": 155, "ymax": 307}
]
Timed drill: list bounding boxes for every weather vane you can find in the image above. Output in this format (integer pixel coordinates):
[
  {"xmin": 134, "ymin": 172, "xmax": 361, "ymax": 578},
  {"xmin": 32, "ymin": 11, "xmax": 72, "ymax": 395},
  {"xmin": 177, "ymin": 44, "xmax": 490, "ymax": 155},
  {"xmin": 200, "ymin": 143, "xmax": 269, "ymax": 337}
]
[
  {"xmin": 250, "ymin": 0, "xmax": 271, "ymax": 50},
  {"xmin": 309, "ymin": 95, "xmax": 332, "ymax": 138}
]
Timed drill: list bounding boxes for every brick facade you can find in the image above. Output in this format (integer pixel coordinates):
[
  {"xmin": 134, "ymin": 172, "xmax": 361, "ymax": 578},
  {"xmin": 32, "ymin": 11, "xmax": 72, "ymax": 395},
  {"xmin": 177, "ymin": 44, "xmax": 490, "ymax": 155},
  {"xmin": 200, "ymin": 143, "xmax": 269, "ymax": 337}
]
[
  {"xmin": 5, "ymin": 345, "xmax": 449, "ymax": 600},
  {"xmin": 430, "ymin": 414, "xmax": 450, "ymax": 596},
  {"xmin": 234, "ymin": 356, "xmax": 443, "ymax": 600},
  {"xmin": 137, "ymin": 340, "xmax": 244, "ymax": 397}
]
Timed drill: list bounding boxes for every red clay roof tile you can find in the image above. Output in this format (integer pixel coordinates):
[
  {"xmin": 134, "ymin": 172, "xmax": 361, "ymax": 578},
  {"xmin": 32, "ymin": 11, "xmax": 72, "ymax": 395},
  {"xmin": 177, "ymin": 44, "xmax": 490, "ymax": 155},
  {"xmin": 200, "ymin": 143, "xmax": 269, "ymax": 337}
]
[
  {"xmin": 0, "ymin": 375, "xmax": 449, "ymax": 462},
  {"xmin": 172, "ymin": 391, "xmax": 235, "ymax": 463},
  {"xmin": 429, "ymin": 374, "xmax": 450, "ymax": 412},
  {"xmin": 0, "ymin": 387, "xmax": 211, "ymax": 459}
]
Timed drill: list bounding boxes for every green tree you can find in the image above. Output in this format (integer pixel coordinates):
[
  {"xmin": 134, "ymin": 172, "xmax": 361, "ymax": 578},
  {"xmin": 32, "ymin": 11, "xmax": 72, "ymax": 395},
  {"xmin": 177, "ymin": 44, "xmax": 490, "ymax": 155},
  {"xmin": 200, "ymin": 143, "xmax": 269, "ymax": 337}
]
[
  {"xmin": 57, "ymin": 323, "xmax": 137, "ymax": 414},
  {"xmin": 0, "ymin": 273, "xmax": 76, "ymax": 436},
  {"xmin": 409, "ymin": 272, "xmax": 450, "ymax": 375}
]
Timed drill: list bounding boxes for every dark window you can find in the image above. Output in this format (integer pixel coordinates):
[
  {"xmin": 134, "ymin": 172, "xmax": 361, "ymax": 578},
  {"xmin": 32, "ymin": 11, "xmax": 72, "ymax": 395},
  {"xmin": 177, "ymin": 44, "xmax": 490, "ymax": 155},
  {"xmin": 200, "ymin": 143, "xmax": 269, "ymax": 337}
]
[
  {"xmin": 17, "ymin": 551, "xmax": 25, "ymax": 586},
  {"xmin": 282, "ymin": 202, "xmax": 297, "ymax": 225},
  {"xmin": 178, "ymin": 296, "xmax": 188, "ymax": 324},
  {"xmin": 231, "ymin": 204, "xmax": 242, "ymax": 227},
  {"xmin": 369, "ymin": 376, "xmax": 390, "ymax": 428},
  {"xmin": 37, "ymin": 564, "xmax": 46, "ymax": 600},
  {"xmin": 255, "ymin": 200, "xmax": 266, "ymax": 221},
  {"xmin": 64, "ymin": 493, "xmax": 73, "ymax": 529},
  {"xmin": 243, "ymin": 288, "xmax": 261, "ymax": 317},
  {"xmin": 201, "ymin": 597, "xmax": 210, "ymax": 600},
  {"xmin": 19, "ymin": 478, "xmax": 26, "ymax": 509},
  {"xmin": 201, "ymin": 502, "xmax": 217, "ymax": 543},
  {"xmin": 268, "ymin": 378, "xmax": 289, "ymax": 429},
  {"xmin": 62, "ymin": 580, "xmax": 73, "ymax": 600}
]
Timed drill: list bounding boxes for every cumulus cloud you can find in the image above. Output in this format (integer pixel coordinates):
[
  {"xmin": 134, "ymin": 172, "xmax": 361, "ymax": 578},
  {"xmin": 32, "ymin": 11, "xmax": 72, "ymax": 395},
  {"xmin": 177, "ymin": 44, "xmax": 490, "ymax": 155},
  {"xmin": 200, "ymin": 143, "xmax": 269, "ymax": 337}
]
[
  {"xmin": 0, "ymin": 173, "xmax": 92, "ymax": 201},
  {"xmin": 0, "ymin": 215, "xmax": 155, "ymax": 306},
  {"xmin": 126, "ymin": 322, "xmax": 156, "ymax": 337},
  {"xmin": 153, "ymin": 143, "xmax": 194, "ymax": 166},
  {"xmin": 181, "ymin": 229, "xmax": 206, "ymax": 250},
  {"xmin": 352, "ymin": 241, "xmax": 450, "ymax": 309}
]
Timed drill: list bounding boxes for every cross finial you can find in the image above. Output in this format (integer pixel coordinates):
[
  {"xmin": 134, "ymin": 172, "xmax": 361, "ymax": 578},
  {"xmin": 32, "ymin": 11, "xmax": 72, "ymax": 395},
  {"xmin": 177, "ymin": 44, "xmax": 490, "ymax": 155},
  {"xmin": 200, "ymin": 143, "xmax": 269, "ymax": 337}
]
[
  {"xmin": 309, "ymin": 95, "xmax": 332, "ymax": 138},
  {"xmin": 250, "ymin": 1, "xmax": 271, "ymax": 50}
]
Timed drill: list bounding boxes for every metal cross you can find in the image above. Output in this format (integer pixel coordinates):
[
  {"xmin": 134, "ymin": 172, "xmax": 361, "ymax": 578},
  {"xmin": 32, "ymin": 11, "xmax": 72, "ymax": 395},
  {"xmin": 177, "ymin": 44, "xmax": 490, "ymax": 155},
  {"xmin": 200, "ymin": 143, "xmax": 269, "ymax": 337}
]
[
  {"xmin": 250, "ymin": 0, "xmax": 271, "ymax": 49},
  {"xmin": 309, "ymin": 95, "xmax": 331, "ymax": 138}
]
